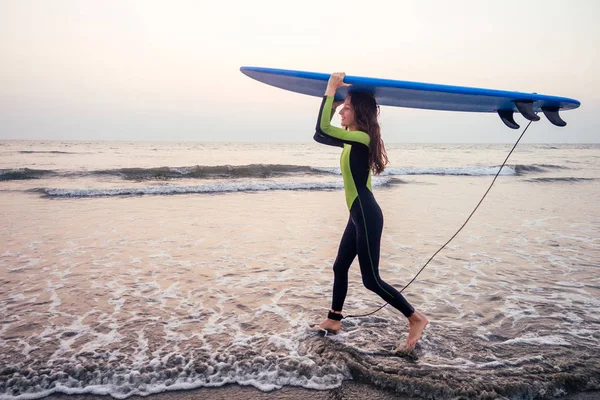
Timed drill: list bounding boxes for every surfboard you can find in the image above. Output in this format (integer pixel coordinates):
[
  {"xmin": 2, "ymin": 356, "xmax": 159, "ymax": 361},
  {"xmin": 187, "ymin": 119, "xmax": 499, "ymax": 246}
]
[{"xmin": 240, "ymin": 66, "xmax": 580, "ymax": 129}]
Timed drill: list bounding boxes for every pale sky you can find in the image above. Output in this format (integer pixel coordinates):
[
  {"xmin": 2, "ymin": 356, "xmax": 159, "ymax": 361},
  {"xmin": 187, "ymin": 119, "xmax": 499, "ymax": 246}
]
[{"xmin": 1, "ymin": 0, "xmax": 599, "ymax": 143}]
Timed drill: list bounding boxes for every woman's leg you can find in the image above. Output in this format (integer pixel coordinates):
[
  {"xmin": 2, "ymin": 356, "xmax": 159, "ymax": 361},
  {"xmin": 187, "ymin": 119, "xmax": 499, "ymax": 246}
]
[
  {"xmin": 352, "ymin": 195, "xmax": 428, "ymax": 349},
  {"xmin": 331, "ymin": 216, "xmax": 358, "ymax": 312},
  {"xmin": 319, "ymin": 215, "xmax": 357, "ymax": 332},
  {"xmin": 352, "ymin": 197, "xmax": 415, "ymax": 317}
]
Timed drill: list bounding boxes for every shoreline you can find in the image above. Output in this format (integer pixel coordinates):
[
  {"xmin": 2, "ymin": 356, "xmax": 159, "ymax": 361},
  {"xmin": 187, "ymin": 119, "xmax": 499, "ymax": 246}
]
[
  {"xmin": 42, "ymin": 381, "xmax": 414, "ymax": 400},
  {"xmin": 43, "ymin": 381, "xmax": 600, "ymax": 400}
]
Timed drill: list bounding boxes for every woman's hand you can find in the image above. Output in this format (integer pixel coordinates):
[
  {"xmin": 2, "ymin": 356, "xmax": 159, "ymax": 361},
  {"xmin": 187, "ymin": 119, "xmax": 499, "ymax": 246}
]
[{"xmin": 325, "ymin": 72, "xmax": 351, "ymax": 97}]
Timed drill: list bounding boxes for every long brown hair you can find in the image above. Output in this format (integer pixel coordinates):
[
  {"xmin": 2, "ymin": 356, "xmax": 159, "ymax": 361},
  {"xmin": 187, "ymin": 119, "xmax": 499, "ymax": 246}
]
[{"xmin": 349, "ymin": 91, "xmax": 389, "ymax": 175}]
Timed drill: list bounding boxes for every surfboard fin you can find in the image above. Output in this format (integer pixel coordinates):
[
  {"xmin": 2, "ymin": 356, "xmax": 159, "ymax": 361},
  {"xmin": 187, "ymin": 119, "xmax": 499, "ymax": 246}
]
[
  {"xmin": 514, "ymin": 101, "xmax": 541, "ymax": 122},
  {"xmin": 542, "ymin": 107, "xmax": 567, "ymax": 127},
  {"xmin": 498, "ymin": 110, "xmax": 520, "ymax": 129}
]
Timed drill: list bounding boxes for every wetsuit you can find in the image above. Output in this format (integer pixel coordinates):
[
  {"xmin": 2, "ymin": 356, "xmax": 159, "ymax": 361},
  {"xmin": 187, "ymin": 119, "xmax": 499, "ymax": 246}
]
[{"xmin": 314, "ymin": 96, "xmax": 414, "ymax": 318}]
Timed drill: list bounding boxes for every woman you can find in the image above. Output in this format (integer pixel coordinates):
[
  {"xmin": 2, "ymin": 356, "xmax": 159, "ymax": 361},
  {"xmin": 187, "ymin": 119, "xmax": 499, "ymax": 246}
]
[{"xmin": 313, "ymin": 72, "xmax": 428, "ymax": 350}]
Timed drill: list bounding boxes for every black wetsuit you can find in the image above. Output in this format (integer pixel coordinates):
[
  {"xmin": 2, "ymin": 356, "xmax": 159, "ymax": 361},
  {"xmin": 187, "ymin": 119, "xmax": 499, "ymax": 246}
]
[{"xmin": 314, "ymin": 96, "xmax": 414, "ymax": 318}]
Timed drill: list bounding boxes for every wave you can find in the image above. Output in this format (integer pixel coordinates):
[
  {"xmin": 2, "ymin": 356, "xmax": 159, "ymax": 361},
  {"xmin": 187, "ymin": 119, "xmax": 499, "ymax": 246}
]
[
  {"xmin": 0, "ymin": 164, "xmax": 334, "ymax": 182},
  {"xmin": 312, "ymin": 164, "xmax": 566, "ymax": 177},
  {"xmin": 91, "ymin": 164, "xmax": 334, "ymax": 180},
  {"xmin": 0, "ymin": 163, "xmax": 568, "ymax": 182},
  {"xmin": 18, "ymin": 150, "xmax": 76, "ymax": 154},
  {"xmin": 0, "ymin": 168, "xmax": 55, "ymax": 181},
  {"xmin": 524, "ymin": 177, "xmax": 595, "ymax": 183},
  {"xmin": 514, "ymin": 164, "xmax": 566, "ymax": 174},
  {"xmin": 387, "ymin": 164, "xmax": 567, "ymax": 177},
  {"xmin": 31, "ymin": 178, "xmax": 397, "ymax": 198},
  {"xmin": 383, "ymin": 166, "xmax": 517, "ymax": 176}
]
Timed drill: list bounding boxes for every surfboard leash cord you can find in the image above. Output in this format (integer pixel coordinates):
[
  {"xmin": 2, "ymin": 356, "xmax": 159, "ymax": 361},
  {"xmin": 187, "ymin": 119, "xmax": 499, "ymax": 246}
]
[{"xmin": 343, "ymin": 119, "xmax": 534, "ymax": 320}]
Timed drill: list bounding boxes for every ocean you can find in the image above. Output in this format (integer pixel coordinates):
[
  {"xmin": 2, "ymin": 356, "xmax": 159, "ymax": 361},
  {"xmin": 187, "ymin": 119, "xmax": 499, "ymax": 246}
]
[{"xmin": 1, "ymin": 140, "xmax": 599, "ymax": 399}]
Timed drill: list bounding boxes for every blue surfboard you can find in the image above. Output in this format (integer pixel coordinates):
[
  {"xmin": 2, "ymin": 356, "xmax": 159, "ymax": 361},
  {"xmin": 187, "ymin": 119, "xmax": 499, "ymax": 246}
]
[{"xmin": 240, "ymin": 66, "xmax": 580, "ymax": 129}]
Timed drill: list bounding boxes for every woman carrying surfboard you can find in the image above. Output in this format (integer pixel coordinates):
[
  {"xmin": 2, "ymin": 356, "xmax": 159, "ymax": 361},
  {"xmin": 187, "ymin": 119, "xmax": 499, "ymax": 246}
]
[{"xmin": 314, "ymin": 72, "xmax": 428, "ymax": 350}]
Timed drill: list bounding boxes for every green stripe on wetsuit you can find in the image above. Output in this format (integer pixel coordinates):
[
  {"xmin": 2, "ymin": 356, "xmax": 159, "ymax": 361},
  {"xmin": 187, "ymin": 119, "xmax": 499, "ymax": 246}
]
[{"xmin": 317, "ymin": 95, "xmax": 373, "ymax": 210}]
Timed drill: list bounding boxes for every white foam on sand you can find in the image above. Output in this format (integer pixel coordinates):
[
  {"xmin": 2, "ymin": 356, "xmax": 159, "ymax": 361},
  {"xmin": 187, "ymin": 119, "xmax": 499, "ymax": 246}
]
[{"xmin": 498, "ymin": 334, "xmax": 571, "ymax": 346}]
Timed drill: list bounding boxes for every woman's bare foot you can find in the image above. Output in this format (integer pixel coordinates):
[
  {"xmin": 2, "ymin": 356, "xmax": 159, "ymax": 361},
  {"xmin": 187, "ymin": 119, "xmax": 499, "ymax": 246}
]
[
  {"xmin": 404, "ymin": 311, "xmax": 428, "ymax": 350},
  {"xmin": 315, "ymin": 310, "xmax": 342, "ymax": 333},
  {"xmin": 318, "ymin": 318, "xmax": 341, "ymax": 333}
]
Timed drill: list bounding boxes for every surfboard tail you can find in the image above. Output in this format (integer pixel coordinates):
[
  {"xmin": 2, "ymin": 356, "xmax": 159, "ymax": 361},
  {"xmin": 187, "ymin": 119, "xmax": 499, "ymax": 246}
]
[{"xmin": 500, "ymin": 102, "xmax": 569, "ymax": 129}]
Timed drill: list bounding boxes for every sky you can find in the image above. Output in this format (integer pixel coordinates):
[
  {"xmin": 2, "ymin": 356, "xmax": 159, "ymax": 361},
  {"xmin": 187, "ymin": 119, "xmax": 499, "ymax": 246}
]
[{"xmin": 1, "ymin": 0, "xmax": 599, "ymax": 143}]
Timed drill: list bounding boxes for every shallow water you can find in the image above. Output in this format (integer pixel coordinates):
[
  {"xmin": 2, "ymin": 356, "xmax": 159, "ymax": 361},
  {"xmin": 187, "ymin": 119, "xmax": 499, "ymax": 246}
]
[{"xmin": 1, "ymin": 141, "xmax": 599, "ymax": 399}]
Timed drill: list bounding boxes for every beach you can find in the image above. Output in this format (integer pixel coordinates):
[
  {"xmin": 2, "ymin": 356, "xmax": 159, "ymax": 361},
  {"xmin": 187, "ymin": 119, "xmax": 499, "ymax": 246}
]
[{"xmin": 1, "ymin": 141, "xmax": 599, "ymax": 399}]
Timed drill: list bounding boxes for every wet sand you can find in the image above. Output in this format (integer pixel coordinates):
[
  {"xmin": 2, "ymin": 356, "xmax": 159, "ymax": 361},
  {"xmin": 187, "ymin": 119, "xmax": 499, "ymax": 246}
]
[{"xmin": 45, "ymin": 382, "xmax": 600, "ymax": 400}]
